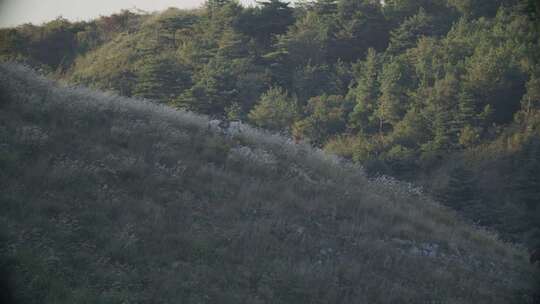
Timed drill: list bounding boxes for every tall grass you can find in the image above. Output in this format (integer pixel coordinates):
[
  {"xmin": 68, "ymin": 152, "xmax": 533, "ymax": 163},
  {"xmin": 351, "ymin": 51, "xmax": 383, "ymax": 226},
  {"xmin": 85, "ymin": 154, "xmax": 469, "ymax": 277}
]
[{"xmin": 0, "ymin": 63, "xmax": 538, "ymax": 303}]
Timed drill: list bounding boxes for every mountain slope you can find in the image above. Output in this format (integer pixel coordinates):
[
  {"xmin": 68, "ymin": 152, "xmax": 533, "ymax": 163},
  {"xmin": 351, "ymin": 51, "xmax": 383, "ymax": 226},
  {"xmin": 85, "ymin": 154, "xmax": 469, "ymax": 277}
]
[{"xmin": 0, "ymin": 63, "xmax": 537, "ymax": 303}]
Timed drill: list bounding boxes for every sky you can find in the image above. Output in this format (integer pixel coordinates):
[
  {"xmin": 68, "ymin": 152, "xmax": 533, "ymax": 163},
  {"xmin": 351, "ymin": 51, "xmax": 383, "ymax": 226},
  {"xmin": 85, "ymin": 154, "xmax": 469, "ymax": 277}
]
[{"xmin": 0, "ymin": 0, "xmax": 258, "ymax": 28}]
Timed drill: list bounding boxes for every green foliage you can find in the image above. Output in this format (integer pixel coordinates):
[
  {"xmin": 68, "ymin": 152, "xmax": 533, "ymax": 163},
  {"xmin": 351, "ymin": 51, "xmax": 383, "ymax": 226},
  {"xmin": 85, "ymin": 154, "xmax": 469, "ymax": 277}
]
[
  {"xmin": 294, "ymin": 94, "xmax": 352, "ymax": 145},
  {"xmin": 236, "ymin": 0, "xmax": 295, "ymax": 48},
  {"xmin": 325, "ymin": 133, "xmax": 382, "ymax": 164},
  {"xmin": 133, "ymin": 55, "xmax": 190, "ymax": 103},
  {"xmin": 332, "ymin": 0, "xmax": 390, "ymax": 61},
  {"xmin": 376, "ymin": 56, "xmax": 412, "ymax": 132},
  {"xmin": 383, "ymin": 0, "xmax": 456, "ymax": 28},
  {"xmin": 388, "ymin": 8, "xmax": 434, "ymax": 54},
  {"xmin": 292, "ymin": 63, "xmax": 340, "ymax": 103},
  {"xmin": 174, "ymin": 56, "xmax": 258, "ymax": 115},
  {"xmin": 348, "ymin": 48, "xmax": 381, "ymax": 132},
  {"xmin": 272, "ymin": 11, "xmax": 332, "ymax": 67},
  {"xmin": 447, "ymin": 0, "xmax": 519, "ymax": 18},
  {"xmin": 248, "ymin": 86, "xmax": 298, "ymax": 131},
  {"xmin": 458, "ymin": 124, "xmax": 480, "ymax": 148}
]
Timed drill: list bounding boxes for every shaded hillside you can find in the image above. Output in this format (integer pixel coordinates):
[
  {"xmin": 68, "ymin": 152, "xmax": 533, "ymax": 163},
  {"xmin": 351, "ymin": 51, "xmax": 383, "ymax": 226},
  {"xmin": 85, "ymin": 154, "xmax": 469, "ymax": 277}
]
[{"xmin": 0, "ymin": 63, "xmax": 538, "ymax": 303}]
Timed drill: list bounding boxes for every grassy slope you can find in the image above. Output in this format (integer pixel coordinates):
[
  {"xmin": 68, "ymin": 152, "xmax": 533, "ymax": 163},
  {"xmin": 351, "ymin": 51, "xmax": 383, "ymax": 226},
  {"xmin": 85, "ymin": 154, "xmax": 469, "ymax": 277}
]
[{"xmin": 0, "ymin": 63, "xmax": 537, "ymax": 303}]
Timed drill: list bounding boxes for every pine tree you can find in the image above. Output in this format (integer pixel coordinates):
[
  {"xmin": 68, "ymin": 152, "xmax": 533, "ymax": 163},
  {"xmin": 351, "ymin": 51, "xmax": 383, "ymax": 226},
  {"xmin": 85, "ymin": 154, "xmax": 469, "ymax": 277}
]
[
  {"xmin": 294, "ymin": 94, "xmax": 350, "ymax": 146},
  {"xmin": 333, "ymin": 0, "xmax": 389, "ymax": 62},
  {"xmin": 456, "ymin": 91, "xmax": 477, "ymax": 128},
  {"xmin": 133, "ymin": 57, "xmax": 189, "ymax": 103},
  {"xmin": 376, "ymin": 58, "xmax": 410, "ymax": 133},
  {"xmin": 248, "ymin": 86, "xmax": 298, "ymax": 132},
  {"xmin": 432, "ymin": 104, "xmax": 455, "ymax": 151},
  {"xmin": 387, "ymin": 8, "xmax": 434, "ymax": 55},
  {"xmin": 256, "ymin": 0, "xmax": 294, "ymax": 44},
  {"xmin": 349, "ymin": 48, "xmax": 380, "ymax": 133}
]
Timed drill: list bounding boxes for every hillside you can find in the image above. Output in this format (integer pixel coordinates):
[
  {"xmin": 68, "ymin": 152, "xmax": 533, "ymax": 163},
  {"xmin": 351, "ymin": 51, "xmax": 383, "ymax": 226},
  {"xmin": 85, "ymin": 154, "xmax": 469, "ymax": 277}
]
[
  {"xmin": 1, "ymin": 63, "xmax": 538, "ymax": 303},
  {"xmin": 2, "ymin": 0, "xmax": 540, "ymax": 249}
]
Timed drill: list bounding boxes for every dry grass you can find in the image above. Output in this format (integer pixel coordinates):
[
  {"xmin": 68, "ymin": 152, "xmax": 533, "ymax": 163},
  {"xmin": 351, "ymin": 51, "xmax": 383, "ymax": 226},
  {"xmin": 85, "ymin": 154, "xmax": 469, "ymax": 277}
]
[{"xmin": 0, "ymin": 63, "xmax": 538, "ymax": 303}]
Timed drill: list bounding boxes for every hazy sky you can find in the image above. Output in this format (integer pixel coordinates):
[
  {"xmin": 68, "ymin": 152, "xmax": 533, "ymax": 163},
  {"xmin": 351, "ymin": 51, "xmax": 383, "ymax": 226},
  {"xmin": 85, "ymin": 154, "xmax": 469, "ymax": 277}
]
[{"xmin": 0, "ymin": 0, "xmax": 258, "ymax": 28}]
